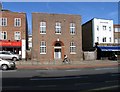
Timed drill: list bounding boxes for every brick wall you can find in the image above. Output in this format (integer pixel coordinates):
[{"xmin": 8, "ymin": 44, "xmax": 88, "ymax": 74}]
[{"xmin": 32, "ymin": 13, "xmax": 83, "ymax": 63}]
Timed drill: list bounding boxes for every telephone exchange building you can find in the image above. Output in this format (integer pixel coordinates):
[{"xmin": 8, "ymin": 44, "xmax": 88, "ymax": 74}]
[{"xmin": 32, "ymin": 13, "xmax": 83, "ymax": 63}]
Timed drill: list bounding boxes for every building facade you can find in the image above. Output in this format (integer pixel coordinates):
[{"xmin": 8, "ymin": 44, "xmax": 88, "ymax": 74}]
[
  {"xmin": 0, "ymin": 9, "xmax": 28, "ymax": 59},
  {"xmin": 32, "ymin": 13, "xmax": 82, "ymax": 63},
  {"xmin": 82, "ymin": 18, "xmax": 114, "ymax": 51},
  {"xmin": 114, "ymin": 24, "xmax": 120, "ymax": 45}
]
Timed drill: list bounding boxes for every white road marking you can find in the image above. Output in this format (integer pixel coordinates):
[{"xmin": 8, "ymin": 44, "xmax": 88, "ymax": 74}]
[
  {"xmin": 95, "ymin": 67, "xmax": 118, "ymax": 70},
  {"xmin": 65, "ymin": 69, "xmax": 81, "ymax": 71}
]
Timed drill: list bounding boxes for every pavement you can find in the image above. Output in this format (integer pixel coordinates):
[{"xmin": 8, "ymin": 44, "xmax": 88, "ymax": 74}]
[{"xmin": 15, "ymin": 60, "xmax": 119, "ymax": 70}]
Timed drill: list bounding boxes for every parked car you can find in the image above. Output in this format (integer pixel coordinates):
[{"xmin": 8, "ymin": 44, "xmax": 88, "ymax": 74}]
[
  {"xmin": 0, "ymin": 58, "xmax": 16, "ymax": 70},
  {"xmin": 0, "ymin": 51, "xmax": 20, "ymax": 61}
]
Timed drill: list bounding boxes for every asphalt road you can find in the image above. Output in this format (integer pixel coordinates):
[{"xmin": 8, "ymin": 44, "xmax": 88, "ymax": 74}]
[{"xmin": 1, "ymin": 66, "xmax": 120, "ymax": 92}]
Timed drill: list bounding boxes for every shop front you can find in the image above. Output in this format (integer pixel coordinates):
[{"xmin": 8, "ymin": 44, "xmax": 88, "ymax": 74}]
[
  {"xmin": 97, "ymin": 46, "xmax": 120, "ymax": 60},
  {"xmin": 0, "ymin": 41, "xmax": 22, "ymax": 55}
]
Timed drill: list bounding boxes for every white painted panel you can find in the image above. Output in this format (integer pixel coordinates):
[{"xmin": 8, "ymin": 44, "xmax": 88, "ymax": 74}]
[{"xmin": 22, "ymin": 39, "xmax": 26, "ymax": 59}]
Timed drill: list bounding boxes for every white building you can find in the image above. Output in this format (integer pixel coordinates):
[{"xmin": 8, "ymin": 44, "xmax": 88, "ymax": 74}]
[
  {"xmin": 93, "ymin": 18, "xmax": 114, "ymax": 45},
  {"xmin": 82, "ymin": 18, "xmax": 114, "ymax": 51}
]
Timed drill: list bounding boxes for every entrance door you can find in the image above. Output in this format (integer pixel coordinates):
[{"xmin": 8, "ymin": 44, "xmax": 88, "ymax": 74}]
[{"xmin": 54, "ymin": 49, "xmax": 61, "ymax": 59}]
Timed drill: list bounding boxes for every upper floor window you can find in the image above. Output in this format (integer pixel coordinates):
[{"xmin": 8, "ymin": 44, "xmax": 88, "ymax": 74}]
[
  {"xmin": 114, "ymin": 28, "xmax": 120, "ymax": 32},
  {"xmin": 40, "ymin": 22, "xmax": 46, "ymax": 34},
  {"xmin": 109, "ymin": 37, "xmax": 111, "ymax": 42},
  {"xmin": 109, "ymin": 27, "xmax": 111, "ymax": 31},
  {"xmin": 97, "ymin": 26, "xmax": 99, "ymax": 31},
  {"xmin": 0, "ymin": 18, "xmax": 7, "ymax": 26},
  {"xmin": 97, "ymin": 37, "xmax": 99, "ymax": 42},
  {"xmin": 14, "ymin": 31, "xmax": 21, "ymax": 40},
  {"xmin": 103, "ymin": 26, "xmax": 107, "ymax": 30},
  {"xmin": 14, "ymin": 18, "xmax": 21, "ymax": 27},
  {"xmin": 70, "ymin": 42, "xmax": 76, "ymax": 54},
  {"xmin": 40, "ymin": 41, "xmax": 46, "ymax": 54},
  {"xmin": 55, "ymin": 22, "xmax": 61, "ymax": 34},
  {"xmin": 70, "ymin": 23, "xmax": 75, "ymax": 35},
  {"xmin": 102, "ymin": 37, "xmax": 106, "ymax": 42},
  {"xmin": 0, "ymin": 31, "xmax": 7, "ymax": 40}
]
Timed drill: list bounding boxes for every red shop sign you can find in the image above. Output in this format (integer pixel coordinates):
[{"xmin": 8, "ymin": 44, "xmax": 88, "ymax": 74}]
[{"xmin": 0, "ymin": 41, "xmax": 22, "ymax": 47}]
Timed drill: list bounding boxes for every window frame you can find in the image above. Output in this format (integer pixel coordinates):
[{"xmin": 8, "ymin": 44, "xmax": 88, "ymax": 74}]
[
  {"xmin": 102, "ymin": 37, "xmax": 106, "ymax": 42},
  {"xmin": 40, "ymin": 41, "xmax": 46, "ymax": 54},
  {"xmin": 40, "ymin": 21, "xmax": 46, "ymax": 34},
  {"xmin": 55, "ymin": 22, "xmax": 61, "ymax": 34},
  {"xmin": 70, "ymin": 42, "xmax": 76, "ymax": 54},
  {"xmin": 0, "ymin": 18, "xmax": 7, "ymax": 26},
  {"xmin": 0, "ymin": 31, "xmax": 7, "ymax": 40},
  {"xmin": 14, "ymin": 18, "xmax": 21, "ymax": 27},
  {"xmin": 14, "ymin": 31, "xmax": 21, "ymax": 40},
  {"xmin": 70, "ymin": 23, "xmax": 76, "ymax": 35}
]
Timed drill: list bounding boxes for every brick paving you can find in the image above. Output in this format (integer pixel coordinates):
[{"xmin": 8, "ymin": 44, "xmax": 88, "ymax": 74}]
[{"xmin": 15, "ymin": 60, "xmax": 119, "ymax": 70}]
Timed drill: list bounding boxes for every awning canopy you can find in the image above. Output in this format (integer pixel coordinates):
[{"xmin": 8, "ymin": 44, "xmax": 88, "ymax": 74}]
[{"xmin": 98, "ymin": 46, "xmax": 120, "ymax": 51}]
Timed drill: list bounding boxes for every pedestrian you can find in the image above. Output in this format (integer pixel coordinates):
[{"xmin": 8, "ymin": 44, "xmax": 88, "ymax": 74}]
[{"xmin": 63, "ymin": 55, "xmax": 68, "ymax": 64}]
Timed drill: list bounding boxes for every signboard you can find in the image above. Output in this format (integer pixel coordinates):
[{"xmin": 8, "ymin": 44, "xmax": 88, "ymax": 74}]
[{"xmin": 0, "ymin": 41, "xmax": 22, "ymax": 47}]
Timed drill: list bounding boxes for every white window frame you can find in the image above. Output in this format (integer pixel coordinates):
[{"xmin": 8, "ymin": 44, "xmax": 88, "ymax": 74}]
[
  {"xmin": 40, "ymin": 41, "xmax": 46, "ymax": 54},
  {"xmin": 103, "ymin": 25, "xmax": 107, "ymax": 30},
  {"xmin": 14, "ymin": 18, "xmax": 21, "ymax": 27},
  {"xmin": 114, "ymin": 28, "xmax": 120, "ymax": 32},
  {"xmin": 70, "ymin": 23, "xmax": 75, "ymax": 35},
  {"xmin": 114, "ymin": 38, "xmax": 118, "ymax": 43},
  {"xmin": 14, "ymin": 31, "xmax": 21, "ymax": 40},
  {"xmin": 102, "ymin": 37, "xmax": 106, "ymax": 42},
  {"xmin": 109, "ymin": 27, "xmax": 111, "ymax": 31},
  {"xmin": 0, "ymin": 31, "xmax": 7, "ymax": 40},
  {"xmin": 40, "ymin": 22, "xmax": 46, "ymax": 34},
  {"xmin": 109, "ymin": 37, "xmax": 111, "ymax": 42},
  {"xmin": 55, "ymin": 22, "xmax": 61, "ymax": 34},
  {"xmin": 97, "ymin": 37, "xmax": 99, "ymax": 42},
  {"xmin": 97, "ymin": 26, "xmax": 99, "ymax": 31},
  {"xmin": 70, "ymin": 42, "xmax": 76, "ymax": 54},
  {"xmin": 0, "ymin": 18, "xmax": 7, "ymax": 26}
]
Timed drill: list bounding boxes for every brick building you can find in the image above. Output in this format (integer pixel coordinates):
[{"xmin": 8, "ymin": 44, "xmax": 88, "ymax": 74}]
[
  {"xmin": 0, "ymin": 9, "xmax": 28, "ymax": 59},
  {"xmin": 32, "ymin": 13, "xmax": 82, "ymax": 63},
  {"xmin": 114, "ymin": 24, "xmax": 120, "ymax": 45}
]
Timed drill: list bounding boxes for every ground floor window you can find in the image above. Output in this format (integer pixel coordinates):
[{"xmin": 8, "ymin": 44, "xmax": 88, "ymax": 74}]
[
  {"xmin": 70, "ymin": 42, "xmax": 76, "ymax": 54},
  {"xmin": 40, "ymin": 41, "xmax": 46, "ymax": 54}
]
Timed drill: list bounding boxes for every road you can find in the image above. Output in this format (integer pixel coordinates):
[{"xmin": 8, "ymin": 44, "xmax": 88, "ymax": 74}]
[{"xmin": 1, "ymin": 66, "xmax": 120, "ymax": 91}]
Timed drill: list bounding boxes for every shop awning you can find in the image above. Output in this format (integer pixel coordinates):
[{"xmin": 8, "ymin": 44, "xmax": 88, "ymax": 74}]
[{"xmin": 98, "ymin": 46, "xmax": 120, "ymax": 51}]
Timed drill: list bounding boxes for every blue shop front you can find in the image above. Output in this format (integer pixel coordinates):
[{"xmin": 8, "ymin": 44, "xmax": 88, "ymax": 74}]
[{"xmin": 97, "ymin": 46, "xmax": 120, "ymax": 60}]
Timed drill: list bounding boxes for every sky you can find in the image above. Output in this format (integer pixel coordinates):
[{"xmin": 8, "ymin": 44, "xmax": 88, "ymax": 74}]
[{"xmin": 1, "ymin": 2, "xmax": 119, "ymax": 34}]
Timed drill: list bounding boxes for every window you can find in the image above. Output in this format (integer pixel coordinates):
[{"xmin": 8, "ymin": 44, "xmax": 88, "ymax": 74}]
[
  {"xmin": 14, "ymin": 18, "xmax": 21, "ymax": 27},
  {"xmin": 102, "ymin": 37, "xmax": 106, "ymax": 42},
  {"xmin": 115, "ymin": 38, "xmax": 120, "ymax": 44},
  {"xmin": 97, "ymin": 37, "xmax": 99, "ymax": 42},
  {"xmin": 70, "ymin": 42, "xmax": 76, "ymax": 54},
  {"xmin": 0, "ymin": 18, "xmax": 7, "ymax": 26},
  {"xmin": 70, "ymin": 23, "xmax": 75, "ymax": 35},
  {"xmin": 14, "ymin": 31, "xmax": 21, "ymax": 40},
  {"xmin": 109, "ymin": 37, "xmax": 111, "ymax": 42},
  {"xmin": 97, "ymin": 26, "xmax": 99, "ymax": 31},
  {"xmin": 103, "ymin": 26, "xmax": 107, "ymax": 30},
  {"xmin": 40, "ymin": 22, "xmax": 46, "ymax": 34},
  {"xmin": 109, "ymin": 27, "xmax": 111, "ymax": 31},
  {"xmin": 114, "ymin": 28, "xmax": 120, "ymax": 32},
  {"xmin": 40, "ymin": 41, "xmax": 46, "ymax": 54},
  {"xmin": 0, "ymin": 31, "xmax": 7, "ymax": 40},
  {"xmin": 55, "ymin": 22, "xmax": 61, "ymax": 34}
]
